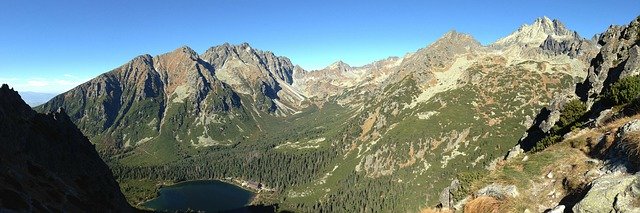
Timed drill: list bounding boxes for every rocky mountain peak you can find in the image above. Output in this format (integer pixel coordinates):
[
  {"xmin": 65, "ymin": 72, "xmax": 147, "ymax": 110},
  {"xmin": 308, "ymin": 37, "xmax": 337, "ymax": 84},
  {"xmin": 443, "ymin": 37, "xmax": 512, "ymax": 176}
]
[
  {"xmin": 441, "ymin": 30, "xmax": 476, "ymax": 41},
  {"xmin": 200, "ymin": 42, "xmax": 296, "ymax": 86},
  {"xmin": 0, "ymin": 84, "xmax": 34, "ymax": 118},
  {"xmin": 326, "ymin": 60, "xmax": 352, "ymax": 71},
  {"xmin": 434, "ymin": 30, "xmax": 481, "ymax": 47},
  {"xmin": 169, "ymin": 45, "xmax": 199, "ymax": 61},
  {"xmin": 132, "ymin": 53, "xmax": 153, "ymax": 61},
  {"xmin": 198, "ymin": 42, "xmax": 302, "ymax": 113},
  {"xmin": 494, "ymin": 16, "xmax": 579, "ymax": 47},
  {"xmin": 204, "ymin": 42, "xmax": 259, "ymax": 59},
  {"xmin": 411, "ymin": 30, "xmax": 481, "ymax": 61},
  {"xmin": 239, "ymin": 42, "xmax": 253, "ymax": 51}
]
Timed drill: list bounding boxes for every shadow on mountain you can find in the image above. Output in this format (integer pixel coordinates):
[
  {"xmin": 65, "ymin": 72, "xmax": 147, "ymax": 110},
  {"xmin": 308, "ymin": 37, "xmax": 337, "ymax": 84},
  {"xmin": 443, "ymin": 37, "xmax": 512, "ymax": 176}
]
[{"xmin": 519, "ymin": 107, "xmax": 552, "ymax": 151}]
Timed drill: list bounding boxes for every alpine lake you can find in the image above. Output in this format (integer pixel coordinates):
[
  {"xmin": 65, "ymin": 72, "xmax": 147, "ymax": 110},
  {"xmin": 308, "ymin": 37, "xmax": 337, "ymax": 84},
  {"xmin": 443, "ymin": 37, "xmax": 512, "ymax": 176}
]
[{"xmin": 142, "ymin": 180, "xmax": 255, "ymax": 212}]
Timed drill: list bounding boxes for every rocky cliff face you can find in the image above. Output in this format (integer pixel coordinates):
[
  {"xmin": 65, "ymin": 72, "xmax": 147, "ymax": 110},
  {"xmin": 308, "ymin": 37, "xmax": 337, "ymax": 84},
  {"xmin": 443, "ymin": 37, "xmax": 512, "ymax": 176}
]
[
  {"xmin": 539, "ymin": 34, "xmax": 596, "ymax": 59},
  {"xmin": 0, "ymin": 84, "xmax": 131, "ymax": 212},
  {"xmin": 520, "ymin": 16, "xmax": 640, "ymax": 150},
  {"xmin": 578, "ymin": 16, "xmax": 640, "ymax": 106},
  {"xmin": 200, "ymin": 43, "xmax": 305, "ymax": 111}
]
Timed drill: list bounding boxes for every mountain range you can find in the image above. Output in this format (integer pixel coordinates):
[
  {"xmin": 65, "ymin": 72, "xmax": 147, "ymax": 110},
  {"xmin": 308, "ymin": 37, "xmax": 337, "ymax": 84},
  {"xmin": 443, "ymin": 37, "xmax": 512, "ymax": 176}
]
[{"xmin": 5, "ymin": 15, "xmax": 638, "ymax": 212}]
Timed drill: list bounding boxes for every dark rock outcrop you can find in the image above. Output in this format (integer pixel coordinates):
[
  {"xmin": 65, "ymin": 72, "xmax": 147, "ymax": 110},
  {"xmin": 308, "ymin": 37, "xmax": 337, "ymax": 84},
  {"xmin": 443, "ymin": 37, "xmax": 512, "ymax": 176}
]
[
  {"xmin": 540, "ymin": 34, "xmax": 598, "ymax": 59},
  {"xmin": 0, "ymin": 84, "xmax": 132, "ymax": 212},
  {"xmin": 578, "ymin": 16, "xmax": 640, "ymax": 105}
]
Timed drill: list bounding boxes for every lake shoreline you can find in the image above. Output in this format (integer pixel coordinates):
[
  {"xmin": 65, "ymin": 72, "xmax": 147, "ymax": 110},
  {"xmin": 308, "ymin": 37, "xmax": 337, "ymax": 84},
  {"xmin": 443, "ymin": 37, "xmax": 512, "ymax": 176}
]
[{"xmin": 137, "ymin": 178, "xmax": 275, "ymax": 211}]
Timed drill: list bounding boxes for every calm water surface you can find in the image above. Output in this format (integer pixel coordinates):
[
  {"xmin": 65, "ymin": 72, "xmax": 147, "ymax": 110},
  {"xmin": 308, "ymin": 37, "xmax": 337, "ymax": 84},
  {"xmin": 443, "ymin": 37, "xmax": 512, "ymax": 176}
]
[{"xmin": 142, "ymin": 180, "xmax": 254, "ymax": 212}]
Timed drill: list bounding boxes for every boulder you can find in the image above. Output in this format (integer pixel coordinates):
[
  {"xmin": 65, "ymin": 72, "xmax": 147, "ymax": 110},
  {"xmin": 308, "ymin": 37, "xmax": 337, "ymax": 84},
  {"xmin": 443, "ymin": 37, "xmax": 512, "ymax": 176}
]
[
  {"xmin": 453, "ymin": 196, "xmax": 471, "ymax": 211},
  {"xmin": 616, "ymin": 119, "xmax": 640, "ymax": 139},
  {"xmin": 621, "ymin": 45, "xmax": 640, "ymax": 78},
  {"xmin": 614, "ymin": 175, "xmax": 640, "ymax": 213},
  {"xmin": 475, "ymin": 184, "xmax": 519, "ymax": 199},
  {"xmin": 504, "ymin": 145, "xmax": 524, "ymax": 161},
  {"xmin": 573, "ymin": 173, "xmax": 640, "ymax": 213},
  {"xmin": 438, "ymin": 179, "xmax": 461, "ymax": 209},
  {"xmin": 541, "ymin": 108, "xmax": 562, "ymax": 133},
  {"xmin": 595, "ymin": 109, "xmax": 614, "ymax": 127}
]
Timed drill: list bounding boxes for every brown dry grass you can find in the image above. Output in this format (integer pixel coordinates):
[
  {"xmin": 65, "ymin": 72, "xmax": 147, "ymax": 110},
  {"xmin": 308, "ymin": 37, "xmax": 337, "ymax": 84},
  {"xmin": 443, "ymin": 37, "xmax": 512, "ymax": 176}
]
[
  {"xmin": 619, "ymin": 131, "xmax": 640, "ymax": 168},
  {"xmin": 603, "ymin": 114, "xmax": 640, "ymax": 132},
  {"xmin": 568, "ymin": 113, "xmax": 640, "ymax": 158},
  {"xmin": 620, "ymin": 131, "xmax": 640, "ymax": 156},
  {"xmin": 399, "ymin": 143, "xmax": 416, "ymax": 168},
  {"xmin": 358, "ymin": 107, "xmax": 380, "ymax": 141},
  {"xmin": 419, "ymin": 208, "xmax": 453, "ymax": 213},
  {"xmin": 464, "ymin": 196, "xmax": 501, "ymax": 213}
]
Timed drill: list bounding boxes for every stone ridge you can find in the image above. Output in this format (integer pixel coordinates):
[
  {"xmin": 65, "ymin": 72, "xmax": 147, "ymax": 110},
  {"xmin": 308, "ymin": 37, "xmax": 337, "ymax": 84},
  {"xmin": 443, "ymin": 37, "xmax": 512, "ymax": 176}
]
[
  {"xmin": 200, "ymin": 42, "xmax": 295, "ymax": 85},
  {"xmin": 0, "ymin": 84, "xmax": 132, "ymax": 212},
  {"xmin": 325, "ymin": 60, "xmax": 352, "ymax": 71},
  {"xmin": 494, "ymin": 16, "xmax": 580, "ymax": 47},
  {"xmin": 423, "ymin": 30, "xmax": 483, "ymax": 53}
]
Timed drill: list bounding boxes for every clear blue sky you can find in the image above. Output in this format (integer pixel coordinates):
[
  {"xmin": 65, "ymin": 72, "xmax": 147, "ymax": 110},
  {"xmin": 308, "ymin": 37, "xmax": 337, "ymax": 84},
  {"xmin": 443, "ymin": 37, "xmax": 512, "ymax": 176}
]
[{"xmin": 0, "ymin": 0, "xmax": 638, "ymax": 93}]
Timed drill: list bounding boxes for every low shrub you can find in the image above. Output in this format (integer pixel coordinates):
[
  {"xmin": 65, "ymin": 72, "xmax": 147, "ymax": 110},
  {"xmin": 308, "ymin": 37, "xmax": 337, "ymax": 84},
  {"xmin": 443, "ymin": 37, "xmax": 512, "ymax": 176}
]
[
  {"xmin": 533, "ymin": 99, "xmax": 587, "ymax": 152},
  {"xmin": 606, "ymin": 75, "xmax": 640, "ymax": 105},
  {"xmin": 532, "ymin": 135, "xmax": 561, "ymax": 152},
  {"xmin": 557, "ymin": 99, "xmax": 587, "ymax": 131},
  {"xmin": 452, "ymin": 171, "xmax": 483, "ymax": 201}
]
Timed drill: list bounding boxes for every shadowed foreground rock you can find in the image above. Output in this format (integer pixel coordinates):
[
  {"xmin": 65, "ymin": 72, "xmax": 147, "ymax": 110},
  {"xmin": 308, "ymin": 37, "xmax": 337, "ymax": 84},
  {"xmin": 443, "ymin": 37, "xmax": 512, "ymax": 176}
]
[{"xmin": 0, "ymin": 84, "xmax": 132, "ymax": 212}]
